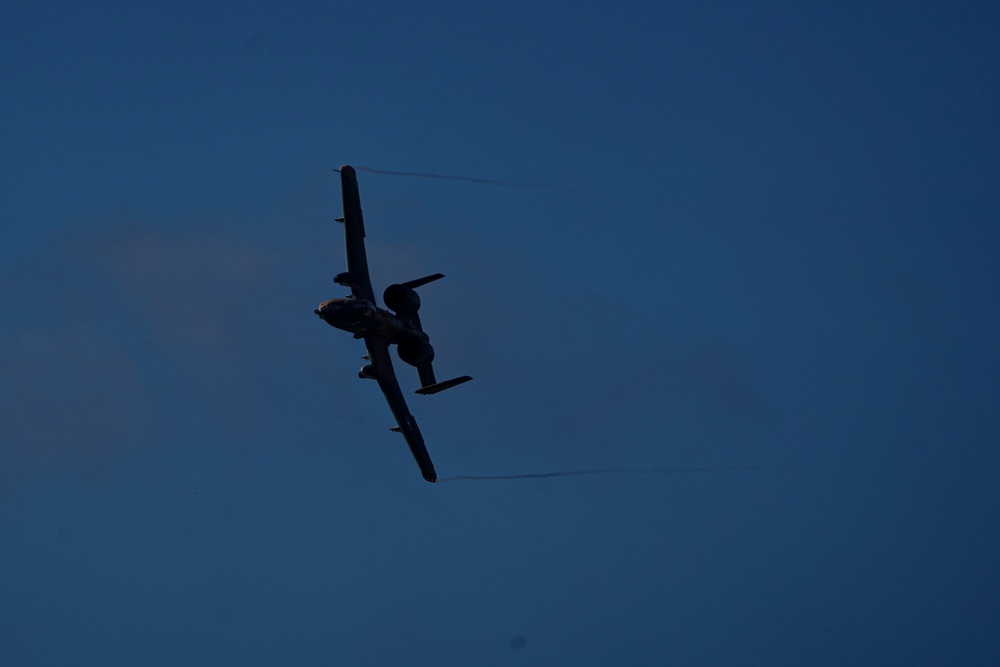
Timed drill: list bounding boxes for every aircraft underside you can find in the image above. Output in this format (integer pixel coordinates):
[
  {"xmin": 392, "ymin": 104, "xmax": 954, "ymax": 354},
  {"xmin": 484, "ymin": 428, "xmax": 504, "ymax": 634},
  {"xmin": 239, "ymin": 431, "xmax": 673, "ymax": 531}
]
[{"xmin": 315, "ymin": 165, "xmax": 472, "ymax": 482}]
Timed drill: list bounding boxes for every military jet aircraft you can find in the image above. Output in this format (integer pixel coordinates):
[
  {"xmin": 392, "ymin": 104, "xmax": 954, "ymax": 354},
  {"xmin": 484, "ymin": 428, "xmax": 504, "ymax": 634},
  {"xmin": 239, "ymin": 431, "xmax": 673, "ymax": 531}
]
[{"xmin": 314, "ymin": 165, "xmax": 472, "ymax": 482}]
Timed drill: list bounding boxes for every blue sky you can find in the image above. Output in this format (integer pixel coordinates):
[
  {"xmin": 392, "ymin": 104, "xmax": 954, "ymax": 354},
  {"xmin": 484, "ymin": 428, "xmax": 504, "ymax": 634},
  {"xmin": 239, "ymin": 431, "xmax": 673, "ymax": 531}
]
[{"xmin": 2, "ymin": 1, "xmax": 999, "ymax": 664}]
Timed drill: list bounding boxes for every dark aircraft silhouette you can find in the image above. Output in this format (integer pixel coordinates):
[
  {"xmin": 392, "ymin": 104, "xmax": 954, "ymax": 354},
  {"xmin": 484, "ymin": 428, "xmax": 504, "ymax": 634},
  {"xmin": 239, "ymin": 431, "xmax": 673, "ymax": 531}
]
[{"xmin": 314, "ymin": 165, "xmax": 472, "ymax": 482}]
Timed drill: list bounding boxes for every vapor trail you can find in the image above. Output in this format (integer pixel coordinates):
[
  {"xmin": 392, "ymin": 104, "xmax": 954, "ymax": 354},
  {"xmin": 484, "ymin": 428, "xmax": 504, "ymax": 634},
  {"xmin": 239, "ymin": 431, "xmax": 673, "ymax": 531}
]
[
  {"xmin": 437, "ymin": 466, "xmax": 759, "ymax": 483},
  {"xmin": 355, "ymin": 166, "xmax": 593, "ymax": 195}
]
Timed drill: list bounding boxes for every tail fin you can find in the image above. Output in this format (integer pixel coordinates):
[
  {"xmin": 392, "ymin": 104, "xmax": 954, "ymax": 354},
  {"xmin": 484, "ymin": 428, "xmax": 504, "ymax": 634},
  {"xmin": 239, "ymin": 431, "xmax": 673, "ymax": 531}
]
[
  {"xmin": 401, "ymin": 273, "xmax": 444, "ymax": 289},
  {"xmin": 415, "ymin": 352, "xmax": 473, "ymax": 395},
  {"xmin": 416, "ymin": 375, "xmax": 473, "ymax": 395}
]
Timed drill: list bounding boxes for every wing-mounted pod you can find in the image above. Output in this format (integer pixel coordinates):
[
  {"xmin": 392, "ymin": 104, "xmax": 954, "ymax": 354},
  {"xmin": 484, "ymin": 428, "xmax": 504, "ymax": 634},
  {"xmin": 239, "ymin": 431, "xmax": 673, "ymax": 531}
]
[{"xmin": 334, "ymin": 271, "xmax": 359, "ymax": 288}]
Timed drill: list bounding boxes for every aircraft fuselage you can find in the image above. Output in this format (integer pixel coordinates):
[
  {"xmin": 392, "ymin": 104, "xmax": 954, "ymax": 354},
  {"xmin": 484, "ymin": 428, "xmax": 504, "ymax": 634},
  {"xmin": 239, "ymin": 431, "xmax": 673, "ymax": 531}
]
[{"xmin": 315, "ymin": 297, "xmax": 428, "ymax": 346}]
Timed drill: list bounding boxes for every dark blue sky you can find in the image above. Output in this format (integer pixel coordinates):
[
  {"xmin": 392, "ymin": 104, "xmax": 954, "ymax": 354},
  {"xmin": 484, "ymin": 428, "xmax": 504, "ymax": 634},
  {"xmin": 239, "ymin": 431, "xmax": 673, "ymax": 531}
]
[{"xmin": 2, "ymin": 1, "xmax": 999, "ymax": 664}]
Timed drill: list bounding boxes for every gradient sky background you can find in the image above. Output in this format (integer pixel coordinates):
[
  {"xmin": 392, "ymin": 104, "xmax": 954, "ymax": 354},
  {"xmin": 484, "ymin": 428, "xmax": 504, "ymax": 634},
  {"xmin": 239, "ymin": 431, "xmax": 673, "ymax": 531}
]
[{"xmin": 2, "ymin": 1, "xmax": 999, "ymax": 665}]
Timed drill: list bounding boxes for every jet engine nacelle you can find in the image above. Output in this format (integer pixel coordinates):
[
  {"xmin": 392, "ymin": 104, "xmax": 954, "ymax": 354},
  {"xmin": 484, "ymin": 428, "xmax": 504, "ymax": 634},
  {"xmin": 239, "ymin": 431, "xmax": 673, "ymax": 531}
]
[
  {"xmin": 359, "ymin": 364, "xmax": 378, "ymax": 380},
  {"xmin": 397, "ymin": 339, "xmax": 434, "ymax": 367},
  {"xmin": 383, "ymin": 284, "xmax": 420, "ymax": 317}
]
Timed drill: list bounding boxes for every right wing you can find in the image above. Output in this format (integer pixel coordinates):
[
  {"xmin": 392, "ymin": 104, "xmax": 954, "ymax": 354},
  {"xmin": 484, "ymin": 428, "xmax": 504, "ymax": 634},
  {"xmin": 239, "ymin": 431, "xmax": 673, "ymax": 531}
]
[
  {"xmin": 338, "ymin": 165, "xmax": 377, "ymax": 303},
  {"xmin": 363, "ymin": 335, "xmax": 438, "ymax": 483}
]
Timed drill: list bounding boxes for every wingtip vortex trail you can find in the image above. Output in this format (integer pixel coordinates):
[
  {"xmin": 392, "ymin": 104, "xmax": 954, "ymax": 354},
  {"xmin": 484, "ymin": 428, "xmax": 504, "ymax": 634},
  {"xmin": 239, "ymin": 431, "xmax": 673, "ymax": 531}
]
[
  {"xmin": 436, "ymin": 466, "xmax": 761, "ymax": 484},
  {"xmin": 355, "ymin": 165, "xmax": 595, "ymax": 195}
]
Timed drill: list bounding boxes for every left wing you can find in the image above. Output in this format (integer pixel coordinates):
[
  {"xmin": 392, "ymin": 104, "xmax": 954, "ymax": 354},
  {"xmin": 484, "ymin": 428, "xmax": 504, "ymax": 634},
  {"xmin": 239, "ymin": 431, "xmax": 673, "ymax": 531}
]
[
  {"xmin": 336, "ymin": 166, "xmax": 376, "ymax": 303},
  {"xmin": 363, "ymin": 335, "xmax": 437, "ymax": 483}
]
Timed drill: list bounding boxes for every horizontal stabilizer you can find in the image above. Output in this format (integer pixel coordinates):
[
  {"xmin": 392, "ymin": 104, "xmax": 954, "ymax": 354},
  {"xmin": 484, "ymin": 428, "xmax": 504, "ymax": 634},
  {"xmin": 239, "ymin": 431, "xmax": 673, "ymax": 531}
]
[
  {"xmin": 415, "ymin": 375, "xmax": 473, "ymax": 395},
  {"xmin": 401, "ymin": 273, "xmax": 444, "ymax": 289}
]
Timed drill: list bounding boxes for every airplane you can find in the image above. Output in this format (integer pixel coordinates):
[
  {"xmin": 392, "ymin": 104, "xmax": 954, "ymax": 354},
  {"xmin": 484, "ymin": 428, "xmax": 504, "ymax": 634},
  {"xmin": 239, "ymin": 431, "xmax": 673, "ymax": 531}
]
[{"xmin": 314, "ymin": 165, "xmax": 472, "ymax": 483}]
